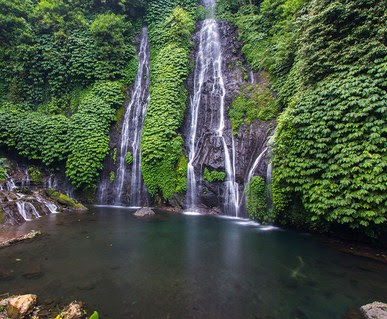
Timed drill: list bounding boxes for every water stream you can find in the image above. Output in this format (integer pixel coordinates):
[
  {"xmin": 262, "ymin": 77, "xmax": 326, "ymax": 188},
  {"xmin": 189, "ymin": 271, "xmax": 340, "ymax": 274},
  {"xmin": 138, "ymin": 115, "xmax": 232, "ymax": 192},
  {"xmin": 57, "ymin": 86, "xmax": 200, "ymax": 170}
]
[
  {"xmin": 113, "ymin": 28, "xmax": 150, "ymax": 206},
  {"xmin": 186, "ymin": 0, "xmax": 239, "ymax": 215}
]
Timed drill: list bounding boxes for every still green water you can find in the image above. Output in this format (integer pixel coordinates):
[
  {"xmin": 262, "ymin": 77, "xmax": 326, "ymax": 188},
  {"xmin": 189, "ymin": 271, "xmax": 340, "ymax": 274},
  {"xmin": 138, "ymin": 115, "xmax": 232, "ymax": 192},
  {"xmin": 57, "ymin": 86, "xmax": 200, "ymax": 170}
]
[{"xmin": 0, "ymin": 206, "xmax": 386, "ymax": 318}]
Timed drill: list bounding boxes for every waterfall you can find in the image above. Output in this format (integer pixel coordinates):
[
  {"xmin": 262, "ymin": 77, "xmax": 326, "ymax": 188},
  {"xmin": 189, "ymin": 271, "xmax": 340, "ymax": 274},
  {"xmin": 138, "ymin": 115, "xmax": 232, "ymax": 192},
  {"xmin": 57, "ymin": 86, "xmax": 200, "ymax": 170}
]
[
  {"xmin": 16, "ymin": 201, "xmax": 40, "ymax": 221},
  {"xmin": 186, "ymin": 0, "xmax": 239, "ymax": 215},
  {"xmin": 21, "ymin": 169, "xmax": 29, "ymax": 188},
  {"xmin": 245, "ymin": 147, "xmax": 268, "ymax": 188},
  {"xmin": 266, "ymin": 162, "xmax": 273, "ymax": 208},
  {"xmin": 113, "ymin": 27, "xmax": 150, "ymax": 206},
  {"xmin": 47, "ymin": 174, "xmax": 58, "ymax": 189},
  {"xmin": 6, "ymin": 177, "xmax": 16, "ymax": 191},
  {"xmin": 240, "ymin": 147, "xmax": 268, "ymax": 206},
  {"xmin": 249, "ymin": 70, "xmax": 255, "ymax": 84}
]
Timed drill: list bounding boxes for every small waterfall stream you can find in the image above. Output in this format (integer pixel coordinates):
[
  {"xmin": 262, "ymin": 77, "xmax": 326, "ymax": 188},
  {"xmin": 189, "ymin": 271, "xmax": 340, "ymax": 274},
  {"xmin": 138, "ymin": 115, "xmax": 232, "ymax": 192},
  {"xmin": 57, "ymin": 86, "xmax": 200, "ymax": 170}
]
[
  {"xmin": 21, "ymin": 169, "xmax": 30, "ymax": 188},
  {"xmin": 112, "ymin": 27, "xmax": 150, "ymax": 206},
  {"xmin": 186, "ymin": 0, "xmax": 239, "ymax": 215},
  {"xmin": 245, "ymin": 147, "xmax": 268, "ymax": 188},
  {"xmin": 266, "ymin": 162, "xmax": 273, "ymax": 208}
]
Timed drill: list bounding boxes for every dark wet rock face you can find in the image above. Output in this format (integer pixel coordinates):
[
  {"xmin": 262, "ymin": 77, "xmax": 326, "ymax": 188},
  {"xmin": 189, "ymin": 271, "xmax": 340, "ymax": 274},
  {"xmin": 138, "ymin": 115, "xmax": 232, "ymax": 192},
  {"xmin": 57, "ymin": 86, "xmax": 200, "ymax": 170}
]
[{"xmin": 183, "ymin": 20, "xmax": 274, "ymax": 214}]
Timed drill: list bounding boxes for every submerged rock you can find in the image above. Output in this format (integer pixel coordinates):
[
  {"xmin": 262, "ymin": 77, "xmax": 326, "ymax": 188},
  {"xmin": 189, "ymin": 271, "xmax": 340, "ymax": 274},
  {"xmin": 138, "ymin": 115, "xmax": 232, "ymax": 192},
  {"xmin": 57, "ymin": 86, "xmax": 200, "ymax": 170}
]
[
  {"xmin": 6, "ymin": 294, "xmax": 37, "ymax": 319},
  {"xmin": 0, "ymin": 230, "xmax": 41, "ymax": 249},
  {"xmin": 361, "ymin": 302, "xmax": 387, "ymax": 319},
  {"xmin": 61, "ymin": 301, "xmax": 85, "ymax": 319},
  {"xmin": 134, "ymin": 207, "xmax": 155, "ymax": 217}
]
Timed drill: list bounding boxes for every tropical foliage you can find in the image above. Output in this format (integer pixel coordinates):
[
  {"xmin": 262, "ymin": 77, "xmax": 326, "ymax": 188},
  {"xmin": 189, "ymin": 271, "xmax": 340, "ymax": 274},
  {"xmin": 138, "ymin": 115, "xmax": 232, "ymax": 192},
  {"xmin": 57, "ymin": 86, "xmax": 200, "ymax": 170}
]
[
  {"xmin": 220, "ymin": 0, "xmax": 386, "ymax": 235},
  {"xmin": 0, "ymin": 0, "xmax": 139, "ymax": 190},
  {"xmin": 141, "ymin": 4, "xmax": 196, "ymax": 200}
]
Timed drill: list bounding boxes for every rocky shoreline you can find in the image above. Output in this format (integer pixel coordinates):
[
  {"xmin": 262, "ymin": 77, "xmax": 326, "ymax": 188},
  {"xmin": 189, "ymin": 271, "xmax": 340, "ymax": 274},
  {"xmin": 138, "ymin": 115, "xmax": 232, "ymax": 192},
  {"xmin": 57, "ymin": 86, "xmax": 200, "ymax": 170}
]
[{"xmin": 0, "ymin": 294, "xmax": 98, "ymax": 319}]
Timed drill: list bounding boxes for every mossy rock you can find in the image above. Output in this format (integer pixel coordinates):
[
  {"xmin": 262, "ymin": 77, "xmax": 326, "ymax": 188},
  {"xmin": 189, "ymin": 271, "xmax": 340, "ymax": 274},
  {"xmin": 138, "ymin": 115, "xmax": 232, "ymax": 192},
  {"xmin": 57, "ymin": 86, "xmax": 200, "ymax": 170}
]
[{"xmin": 46, "ymin": 189, "xmax": 87, "ymax": 211}]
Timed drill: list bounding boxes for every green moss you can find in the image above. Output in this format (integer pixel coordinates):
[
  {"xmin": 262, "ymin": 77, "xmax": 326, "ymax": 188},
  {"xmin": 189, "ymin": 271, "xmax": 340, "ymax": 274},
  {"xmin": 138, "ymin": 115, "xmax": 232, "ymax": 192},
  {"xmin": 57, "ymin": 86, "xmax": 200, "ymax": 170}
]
[
  {"xmin": 203, "ymin": 167, "xmax": 226, "ymax": 183},
  {"xmin": 175, "ymin": 153, "xmax": 187, "ymax": 193},
  {"xmin": 229, "ymin": 83, "xmax": 277, "ymax": 134},
  {"xmin": 46, "ymin": 189, "xmax": 84, "ymax": 209},
  {"xmin": 115, "ymin": 106, "xmax": 125, "ymax": 123},
  {"xmin": 125, "ymin": 152, "xmax": 133, "ymax": 165},
  {"xmin": 109, "ymin": 171, "xmax": 115, "ymax": 183},
  {"xmin": 27, "ymin": 166, "xmax": 43, "ymax": 183}
]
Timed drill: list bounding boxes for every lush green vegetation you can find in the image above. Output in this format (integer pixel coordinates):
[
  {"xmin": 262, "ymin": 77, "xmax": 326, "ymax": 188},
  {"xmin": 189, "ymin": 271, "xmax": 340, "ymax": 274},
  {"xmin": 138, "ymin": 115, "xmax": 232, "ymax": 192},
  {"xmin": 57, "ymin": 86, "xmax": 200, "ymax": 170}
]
[
  {"xmin": 141, "ymin": 3, "xmax": 197, "ymax": 200},
  {"xmin": 203, "ymin": 168, "xmax": 226, "ymax": 183},
  {"xmin": 245, "ymin": 176, "xmax": 272, "ymax": 223},
  {"xmin": 220, "ymin": 0, "xmax": 386, "ymax": 236},
  {"xmin": 0, "ymin": 0, "xmax": 142, "ymax": 191},
  {"xmin": 272, "ymin": 0, "xmax": 386, "ymax": 236}
]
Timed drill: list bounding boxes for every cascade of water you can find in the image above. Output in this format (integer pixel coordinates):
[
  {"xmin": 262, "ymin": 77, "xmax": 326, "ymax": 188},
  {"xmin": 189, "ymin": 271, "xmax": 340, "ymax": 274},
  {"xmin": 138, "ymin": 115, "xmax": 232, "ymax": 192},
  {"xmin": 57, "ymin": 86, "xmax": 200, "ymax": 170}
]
[
  {"xmin": 111, "ymin": 27, "xmax": 150, "ymax": 206},
  {"xmin": 21, "ymin": 169, "xmax": 30, "ymax": 188},
  {"xmin": 245, "ymin": 147, "xmax": 268, "ymax": 188},
  {"xmin": 35, "ymin": 193, "xmax": 59, "ymax": 214},
  {"xmin": 186, "ymin": 0, "xmax": 239, "ymax": 215},
  {"xmin": 16, "ymin": 201, "xmax": 40, "ymax": 221},
  {"xmin": 250, "ymin": 70, "xmax": 255, "ymax": 84},
  {"xmin": 47, "ymin": 174, "xmax": 58, "ymax": 189},
  {"xmin": 240, "ymin": 147, "xmax": 268, "ymax": 209},
  {"xmin": 6, "ymin": 177, "xmax": 16, "ymax": 191},
  {"xmin": 44, "ymin": 202, "xmax": 58, "ymax": 214},
  {"xmin": 266, "ymin": 162, "xmax": 273, "ymax": 208}
]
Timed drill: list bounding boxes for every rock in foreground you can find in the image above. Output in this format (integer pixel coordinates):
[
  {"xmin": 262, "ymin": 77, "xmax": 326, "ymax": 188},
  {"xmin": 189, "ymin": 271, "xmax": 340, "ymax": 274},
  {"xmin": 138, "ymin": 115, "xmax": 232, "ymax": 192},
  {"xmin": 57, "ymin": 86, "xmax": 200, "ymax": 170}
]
[
  {"xmin": 61, "ymin": 301, "xmax": 85, "ymax": 319},
  {"xmin": 134, "ymin": 207, "xmax": 155, "ymax": 217},
  {"xmin": 361, "ymin": 302, "xmax": 387, "ymax": 319},
  {"xmin": 6, "ymin": 294, "xmax": 37, "ymax": 319}
]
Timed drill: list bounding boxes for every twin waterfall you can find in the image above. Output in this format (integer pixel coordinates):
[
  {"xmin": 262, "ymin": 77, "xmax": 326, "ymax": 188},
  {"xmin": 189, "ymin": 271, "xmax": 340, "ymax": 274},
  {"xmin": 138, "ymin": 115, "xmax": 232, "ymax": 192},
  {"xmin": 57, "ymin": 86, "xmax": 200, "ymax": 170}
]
[{"xmin": 97, "ymin": 9, "xmax": 271, "ymax": 216}]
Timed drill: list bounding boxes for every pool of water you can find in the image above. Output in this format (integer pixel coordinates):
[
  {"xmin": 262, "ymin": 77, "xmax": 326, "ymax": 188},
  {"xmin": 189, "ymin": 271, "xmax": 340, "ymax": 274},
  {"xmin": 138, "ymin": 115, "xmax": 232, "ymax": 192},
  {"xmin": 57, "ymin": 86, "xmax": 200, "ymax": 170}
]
[{"xmin": 0, "ymin": 207, "xmax": 386, "ymax": 319}]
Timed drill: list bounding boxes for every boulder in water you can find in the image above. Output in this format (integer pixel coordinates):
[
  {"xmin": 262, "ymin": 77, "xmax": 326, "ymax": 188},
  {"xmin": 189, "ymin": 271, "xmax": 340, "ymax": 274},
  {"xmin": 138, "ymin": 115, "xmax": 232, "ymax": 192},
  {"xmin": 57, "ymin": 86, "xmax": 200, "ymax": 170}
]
[
  {"xmin": 6, "ymin": 294, "xmax": 37, "ymax": 319},
  {"xmin": 361, "ymin": 302, "xmax": 387, "ymax": 319},
  {"xmin": 134, "ymin": 207, "xmax": 155, "ymax": 218}
]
